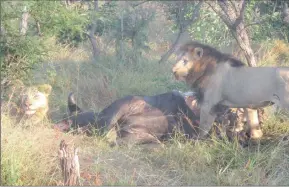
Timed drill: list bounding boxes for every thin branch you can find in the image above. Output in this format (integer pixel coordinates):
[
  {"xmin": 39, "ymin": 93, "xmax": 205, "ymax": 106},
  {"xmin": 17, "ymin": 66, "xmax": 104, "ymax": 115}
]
[{"xmin": 243, "ymin": 19, "xmax": 265, "ymax": 30}]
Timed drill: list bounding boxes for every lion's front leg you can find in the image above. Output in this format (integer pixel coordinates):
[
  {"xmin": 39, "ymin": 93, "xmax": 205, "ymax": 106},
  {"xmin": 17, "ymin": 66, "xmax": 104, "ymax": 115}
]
[{"xmin": 198, "ymin": 104, "xmax": 217, "ymax": 139}]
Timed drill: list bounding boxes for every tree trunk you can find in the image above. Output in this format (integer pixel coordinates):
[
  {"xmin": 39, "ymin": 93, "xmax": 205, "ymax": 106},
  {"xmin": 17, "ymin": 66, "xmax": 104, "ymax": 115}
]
[
  {"xmin": 230, "ymin": 23, "xmax": 257, "ymax": 67},
  {"xmin": 120, "ymin": 11, "xmax": 124, "ymax": 62},
  {"xmin": 20, "ymin": 6, "xmax": 29, "ymax": 35},
  {"xmin": 158, "ymin": 29, "xmax": 183, "ymax": 64},
  {"xmin": 207, "ymin": 0, "xmax": 257, "ymax": 67},
  {"xmin": 88, "ymin": 23, "xmax": 100, "ymax": 59},
  {"xmin": 88, "ymin": 0, "xmax": 100, "ymax": 60},
  {"xmin": 58, "ymin": 140, "xmax": 80, "ymax": 186}
]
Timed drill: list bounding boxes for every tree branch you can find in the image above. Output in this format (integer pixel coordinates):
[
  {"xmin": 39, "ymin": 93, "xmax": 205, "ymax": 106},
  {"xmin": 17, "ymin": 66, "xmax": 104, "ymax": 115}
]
[
  {"xmin": 218, "ymin": 1, "xmax": 235, "ymax": 25},
  {"xmin": 20, "ymin": 6, "xmax": 29, "ymax": 35},
  {"xmin": 183, "ymin": 0, "xmax": 203, "ymax": 27},
  {"xmin": 207, "ymin": 1, "xmax": 233, "ymax": 27},
  {"xmin": 88, "ymin": 0, "xmax": 100, "ymax": 60},
  {"xmin": 229, "ymin": 0, "xmax": 238, "ymax": 13},
  {"xmin": 243, "ymin": 19, "xmax": 265, "ymax": 29},
  {"xmin": 232, "ymin": 0, "xmax": 247, "ymax": 29}
]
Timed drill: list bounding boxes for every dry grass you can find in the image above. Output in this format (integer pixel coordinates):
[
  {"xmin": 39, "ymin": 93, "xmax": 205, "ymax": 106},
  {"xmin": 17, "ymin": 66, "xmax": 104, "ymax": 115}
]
[
  {"xmin": 257, "ymin": 39, "xmax": 289, "ymax": 66},
  {"xmin": 2, "ymin": 39, "xmax": 289, "ymax": 186},
  {"xmin": 2, "ymin": 111, "xmax": 289, "ymax": 185}
]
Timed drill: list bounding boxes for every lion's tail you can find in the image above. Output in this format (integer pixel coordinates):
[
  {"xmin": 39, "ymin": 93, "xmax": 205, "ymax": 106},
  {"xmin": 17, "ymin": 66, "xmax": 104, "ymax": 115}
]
[{"xmin": 68, "ymin": 92, "xmax": 83, "ymax": 114}]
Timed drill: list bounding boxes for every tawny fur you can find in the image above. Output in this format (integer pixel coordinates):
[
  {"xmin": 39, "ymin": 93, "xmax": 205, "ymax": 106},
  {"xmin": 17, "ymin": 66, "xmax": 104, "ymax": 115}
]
[{"xmin": 172, "ymin": 41, "xmax": 288, "ymax": 138}]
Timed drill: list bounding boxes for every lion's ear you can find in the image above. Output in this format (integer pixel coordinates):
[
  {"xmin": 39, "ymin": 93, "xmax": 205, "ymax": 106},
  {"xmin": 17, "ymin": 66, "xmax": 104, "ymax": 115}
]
[
  {"xmin": 193, "ymin": 47, "xmax": 203, "ymax": 59},
  {"xmin": 37, "ymin": 84, "xmax": 52, "ymax": 95}
]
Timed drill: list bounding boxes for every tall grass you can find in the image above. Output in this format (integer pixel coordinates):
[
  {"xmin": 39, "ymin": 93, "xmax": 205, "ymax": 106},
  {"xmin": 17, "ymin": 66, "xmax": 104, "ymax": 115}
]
[{"xmin": 2, "ymin": 113, "xmax": 289, "ymax": 185}]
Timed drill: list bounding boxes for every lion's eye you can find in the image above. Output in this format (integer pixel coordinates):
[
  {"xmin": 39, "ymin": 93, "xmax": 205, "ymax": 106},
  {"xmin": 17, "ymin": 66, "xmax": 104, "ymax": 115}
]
[{"xmin": 183, "ymin": 59, "xmax": 188, "ymax": 65}]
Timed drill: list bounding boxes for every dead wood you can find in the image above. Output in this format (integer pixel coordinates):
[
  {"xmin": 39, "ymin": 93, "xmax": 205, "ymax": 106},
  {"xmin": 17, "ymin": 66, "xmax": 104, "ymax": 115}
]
[{"xmin": 58, "ymin": 140, "xmax": 80, "ymax": 186}]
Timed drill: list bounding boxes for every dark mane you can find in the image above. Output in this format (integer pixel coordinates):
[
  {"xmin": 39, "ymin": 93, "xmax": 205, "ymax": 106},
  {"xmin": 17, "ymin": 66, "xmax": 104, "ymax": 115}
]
[{"xmin": 181, "ymin": 41, "xmax": 246, "ymax": 67}]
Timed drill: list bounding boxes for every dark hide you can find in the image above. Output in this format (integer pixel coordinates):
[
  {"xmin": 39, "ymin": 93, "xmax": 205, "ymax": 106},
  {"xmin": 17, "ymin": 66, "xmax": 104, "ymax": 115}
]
[
  {"xmin": 97, "ymin": 91, "xmax": 201, "ymax": 144},
  {"xmin": 56, "ymin": 91, "xmax": 240, "ymax": 145},
  {"xmin": 57, "ymin": 93, "xmax": 100, "ymax": 132}
]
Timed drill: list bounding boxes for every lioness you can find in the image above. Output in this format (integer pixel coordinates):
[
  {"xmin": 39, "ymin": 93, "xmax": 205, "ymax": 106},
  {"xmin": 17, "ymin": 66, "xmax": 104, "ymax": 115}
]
[
  {"xmin": 2, "ymin": 84, "xmax": 52, "ymax": 126},
  {"xmin": 172, "ymin": 41, "xmax": 288, "ymax": 138},
  {"xmin": 55, "ymin": 91, "xmax": 247, "ymax": 146}
]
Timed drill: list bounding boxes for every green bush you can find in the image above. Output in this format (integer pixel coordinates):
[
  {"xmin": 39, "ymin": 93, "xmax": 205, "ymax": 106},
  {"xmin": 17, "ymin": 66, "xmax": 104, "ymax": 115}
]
[{"xmin": 0, "ymin": 34, "xmax": 46, "ymax": 94}]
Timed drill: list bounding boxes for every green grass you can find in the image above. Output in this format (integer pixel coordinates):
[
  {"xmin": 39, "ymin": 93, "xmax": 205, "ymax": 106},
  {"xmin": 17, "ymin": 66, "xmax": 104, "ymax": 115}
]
[{"xmin": 2, "ymin": 39, "xmax": 289, "ymax": 185}]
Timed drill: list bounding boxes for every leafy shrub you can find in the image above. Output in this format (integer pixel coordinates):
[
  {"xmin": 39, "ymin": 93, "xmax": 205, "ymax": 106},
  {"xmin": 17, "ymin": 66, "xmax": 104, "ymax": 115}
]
[{"xmin": 1, "ymin": 1, "xmax": 47, "ymax": 95}]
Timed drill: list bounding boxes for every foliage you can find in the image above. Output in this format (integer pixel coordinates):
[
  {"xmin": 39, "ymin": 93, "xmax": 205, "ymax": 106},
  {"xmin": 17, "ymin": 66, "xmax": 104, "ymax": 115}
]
[
  {"xmin": 246, "ymin": 0, "xmax": 289, "ymax": 42},
  {"xmin": 29, "ymin": 1, "xmax": 90, "ymax": 47},
  {"xmin": 93, "ymin": 1, "xmax": 118, "ymax": 37},
  {"xmin": 162, "ymin": 1, "xmax": 195, "ymax": 31},
  {"xmin": 1, "ymin": 35, "xmax": 46, "ymax": 83},
  {"xmin": 1, "ymin": 1, "xmax": 46, "ymax": 92},
  {"xmin": 110, "ymin": 2, "xmax": 155, "ymax": 62},
  {"xmin": 159, "ymin": 1, "xmax": 232, "ymax": 48},
  {"xmin": 27, "ymin": 1, "xmax": 63, "ymax": 36},
  {"xmin": 187, "ymin": 4, "xmax": 232, "ymax": 48},
  {"xmin": 53, "ymin": 3, "xmax": 90, "ymax": 47}
]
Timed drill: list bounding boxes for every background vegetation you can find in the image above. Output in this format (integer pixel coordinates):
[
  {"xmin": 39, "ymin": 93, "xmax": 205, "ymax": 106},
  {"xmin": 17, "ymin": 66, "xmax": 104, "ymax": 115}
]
[{"xmin": 1, "ymin": 0, "xmax": 289, "ymax": 185}]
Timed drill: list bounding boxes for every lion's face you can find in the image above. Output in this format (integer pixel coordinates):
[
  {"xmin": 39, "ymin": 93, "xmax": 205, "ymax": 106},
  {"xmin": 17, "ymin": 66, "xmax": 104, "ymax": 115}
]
[
  {"xmin": 20, "ymin": 85, "xmax": 51, "ymax": 115},
  {"xmin": 172, "ymin": 47, "xmax": 204, "ymax": 81}
]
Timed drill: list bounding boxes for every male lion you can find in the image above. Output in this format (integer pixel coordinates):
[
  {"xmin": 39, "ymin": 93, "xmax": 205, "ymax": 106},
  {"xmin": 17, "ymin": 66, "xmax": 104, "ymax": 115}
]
[
  {"xmin": 55, "ymin": 91, "xmax": 248, "ymax": 146},
  {"xmin": 2, "ymin": 84, "xmax": 52, "ymax": 126},
  {"xmin": 172, "ymin": 41, "xmax": 288, "ymax": 138}
]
